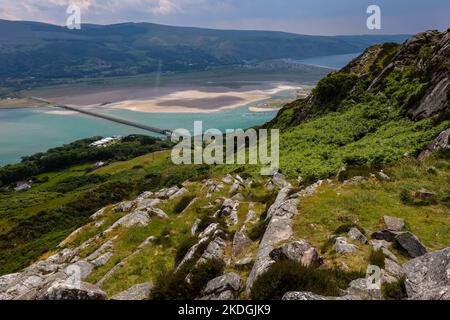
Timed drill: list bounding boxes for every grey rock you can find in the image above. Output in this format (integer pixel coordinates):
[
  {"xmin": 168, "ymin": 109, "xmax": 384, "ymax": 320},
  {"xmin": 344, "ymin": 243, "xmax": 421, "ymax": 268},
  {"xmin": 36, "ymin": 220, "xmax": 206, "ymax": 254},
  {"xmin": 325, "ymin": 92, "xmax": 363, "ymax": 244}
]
[
  {"xmin": 232, "ymin": 229, "xmax": 253, "ymax": 259},
  {"xmin": 91, "ymin": 252, "xmax": 113, "ymax": 267},
  {"xmin": 245, "ymin": 209, "xmax": 257, "ymax": 224},
  {"xmin": 335, "ymin": 237, "xmax": 357, "ymax": 254},
  {"xmin": 222, "ymin": 174, "xmax": 234, "ymax": 184},
  {"xmin": 415, "ymin": 188, "xmax": 437, "ymax": 200},
  {"xmin": 369, "ymin": 239, "xmax": 391, "ymax": 251},
  {"xmin": 272, "ymin": 172, "xmax": 289, "ymax": 188},
  {"xmin": 235, "ymin": 257, "xmax": 253, "ymax": 267},
  {"xmin": 169, "ymin": 187, "xmax": 189, "ymax": 200},
  {"xmin": 346, "ymin": 278, "xmax": 381, "ymax": 300},
  {"xmin": 246, "ymin": 192, "xmax": 299, "ymax": 290},
  {"xmin": 39, "ymin": 280, "xmax": 106, "ymax": 300},
  {"xmin": 383, "ymin": 216, "xmax": 405, "ymax": 231},
  {"xmin": 348, "ymin": 227, "xmax": 368, "ymax": 244},
  {"xmin": 384, "ymin": 258, "xmax": 404, "ymax": 279},
  {"xmin": 269, "ymin": 240, "xmax": 322, "ymax": 268},
  {"xmin": 107, "ymin": 211, "xmax": 150, "ymax": 231},
  {"xmin": 395, "ymin": 232, "xmax": 427, "ymax": 258},
  {"xmin": 197, "ymin": 237, "xmax": 227, "ymax": 265},
  {"xmin": 231, "ymin": 193, "xmax": 245, "ymax": 201},
  {"xmin": 90, "ymin": 207, "xmax": 106, "ymax": 220},
  {"xmin": 419, "ymin": 128, "xmax": 450, "ymax": 160},
  {"xmin": 112, "ymin": 201, "xmax": 135, "ymax": 213},
  {"xmin": 111, "ymin": 282, "xmax": 153, "ymax": 300},
  {"xmin": 229, "ymin": 182, "xmax": 241, "ymax": 195},
  {"xmin": 191, "ymin": 219, "xmax": 201, "ymax": 236},
  {"xmin": 198, "ymin": 223, "xmax": 219, "ymax": 239},
  {"xmin": 68, "ymin": 260, "xmax": 94, "ymax": 279},
  {"xmin": 204, "ymin": 273, "xmax": 243, "ymax": 300},
  {"xmin": 283, "ymin": 292, "xmax": 336, "ymax": 300},
  {"xmin": 403, "ymin": 247, "xmax": 450, "ymax": 300}
]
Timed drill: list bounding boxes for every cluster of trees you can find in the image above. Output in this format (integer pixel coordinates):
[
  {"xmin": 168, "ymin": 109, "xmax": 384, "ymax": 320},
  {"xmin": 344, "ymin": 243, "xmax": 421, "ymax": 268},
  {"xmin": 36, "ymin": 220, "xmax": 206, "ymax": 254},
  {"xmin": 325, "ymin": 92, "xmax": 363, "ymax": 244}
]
[{"xmin": 0, "ymin": 135, "xmax": 172, "ymax": 187}]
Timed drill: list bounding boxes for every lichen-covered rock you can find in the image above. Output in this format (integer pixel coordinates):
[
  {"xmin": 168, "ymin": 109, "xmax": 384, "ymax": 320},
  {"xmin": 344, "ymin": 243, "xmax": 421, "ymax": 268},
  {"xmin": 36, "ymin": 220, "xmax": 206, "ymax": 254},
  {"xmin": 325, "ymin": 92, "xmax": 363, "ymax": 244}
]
[
  {"xmin": 419, "ymin": 128, "xmax": 450, "ymax": 160},
  {"xmin": 269, "ymin": 240, "xmax": 322, "ymax": 268},
  {"xmin": 38, "ymin": 280, "xmax": 106, "ymax": 300},
  {"xmin": 335, "ymin": 237, "xmax": 357, "ymax": 254},
  {"xmin": 111, "ymin": 282, "xmax": 153, "ymax": 300},
  {"xmin": 232, "ymin": 228, "xmax": 253, "ymax": 259},
  {"xmin": 383, "ymin": 216, "xmax": 405, "ymax": 231},
  {"xmin": 403, "ymin": 247, "xmax": 450, "ymax": 300},
  {"xmin": 204, "ymin": 273, "xmax": 243, "ymax": 300},
  {"xmin": 394, "ymin": 232, "xmax": 427, "ymax": 258},
  {"xmin": 112, "ymin": 201, "xmax": 135, "ymax": 213},
  {"xmin": 282, "ymin": 292, "xmax": 336, "ymax": 300},
  {"xmin": 197, "ymin": 237, "xmax": 227, "ymax": 265},
  {"xmin": 347, "ymin": 227, "xmax": 368, "ymax": 244},
  {"xmin": 246, "ymin": 191, "xmax": 299, "ymax": 290},
  {"xmin": 346, "ymin": 278, "xmax": 381, "ymax": 300}
]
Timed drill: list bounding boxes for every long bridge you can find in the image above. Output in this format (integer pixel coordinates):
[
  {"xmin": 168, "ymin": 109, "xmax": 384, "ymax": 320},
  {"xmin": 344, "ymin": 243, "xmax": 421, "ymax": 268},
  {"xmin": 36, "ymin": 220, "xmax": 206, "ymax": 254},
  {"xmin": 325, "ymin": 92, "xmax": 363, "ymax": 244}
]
[{"xmin": 55, "ymin": 104, "xmax": 173, "ymax": 136}]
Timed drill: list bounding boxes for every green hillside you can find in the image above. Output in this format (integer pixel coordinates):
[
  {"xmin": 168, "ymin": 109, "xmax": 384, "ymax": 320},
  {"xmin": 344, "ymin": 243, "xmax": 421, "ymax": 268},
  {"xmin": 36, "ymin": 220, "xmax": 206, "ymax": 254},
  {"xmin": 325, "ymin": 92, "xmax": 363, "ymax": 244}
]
[{"xmin": 0, "ymin": 19, "xmax": 409, "ymax": 95}]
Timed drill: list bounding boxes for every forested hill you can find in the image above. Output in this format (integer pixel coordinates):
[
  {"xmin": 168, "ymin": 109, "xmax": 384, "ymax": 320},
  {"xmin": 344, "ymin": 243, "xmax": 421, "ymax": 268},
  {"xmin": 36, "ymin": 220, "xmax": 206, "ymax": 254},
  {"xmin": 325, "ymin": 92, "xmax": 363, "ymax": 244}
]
[{"xmin": 0, "ymin": 19, "xmax": 409, "ymax": 90}]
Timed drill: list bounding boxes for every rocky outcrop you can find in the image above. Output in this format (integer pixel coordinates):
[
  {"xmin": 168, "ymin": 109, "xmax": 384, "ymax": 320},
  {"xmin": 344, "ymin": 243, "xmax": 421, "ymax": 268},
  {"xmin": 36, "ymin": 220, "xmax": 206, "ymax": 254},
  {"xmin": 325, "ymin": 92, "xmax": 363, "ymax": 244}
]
[
  {"xmin": 231, "ymin": 228, "xmax": 253, "ymax": 259},
  {"xmin": 269, "ymin": 240, "xmax": 322, "ymax": 268},
  {"xmin": 203, "ymin": 273, "xmax": 243, "ymax": 300},
  {"xmin": 38, "ymin": 281, "xmax": 106, "ymax": 300},
  {"xmin": 372, "ymin": 230, "xmax": 427, "ymax": 258},
  {"xmin": 403, "ymin": 247, "xmax": 450, "ymax": 300},
  {"xmin": 246, "ymin": 194, "xmax": 299, "ymax": 290},
  {"xmin": 395, "ymin": 232, "xmax": 427, "ymax": 258},
  {"xmin": 111, "ymin": 282, "xmax": 153, "ymax": 300},
  {"xmin": 419, "ymin": 128, "xmax": 450, "ymax": 160},
  {"xmin": 383, "ymin": 216, "xmax": 405, "ymax": 231}
]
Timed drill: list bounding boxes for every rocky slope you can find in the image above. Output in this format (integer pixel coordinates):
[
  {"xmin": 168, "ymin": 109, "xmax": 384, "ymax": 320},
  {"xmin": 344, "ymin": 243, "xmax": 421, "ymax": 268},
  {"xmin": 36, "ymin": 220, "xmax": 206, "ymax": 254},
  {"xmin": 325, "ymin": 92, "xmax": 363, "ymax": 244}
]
[{"xmin": 0, "ymin": 30, "xmax": 449, "ymax": 300}]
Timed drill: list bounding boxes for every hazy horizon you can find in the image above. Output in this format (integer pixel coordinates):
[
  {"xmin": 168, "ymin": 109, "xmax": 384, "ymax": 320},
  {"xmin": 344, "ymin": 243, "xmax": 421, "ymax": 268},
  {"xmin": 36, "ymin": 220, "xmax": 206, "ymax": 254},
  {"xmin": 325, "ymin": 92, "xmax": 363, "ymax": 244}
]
[{"xmin": 0, "ymin": 0, "xmax": 448, "ymax": 36}]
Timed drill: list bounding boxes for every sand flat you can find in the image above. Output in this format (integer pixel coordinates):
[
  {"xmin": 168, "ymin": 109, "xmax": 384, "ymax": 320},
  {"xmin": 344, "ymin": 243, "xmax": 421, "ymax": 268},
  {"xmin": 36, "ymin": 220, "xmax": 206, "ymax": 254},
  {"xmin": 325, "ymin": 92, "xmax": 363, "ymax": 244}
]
[{"xmin": 52, "ymin": 83, "xmax": 302, "ymax": 114}]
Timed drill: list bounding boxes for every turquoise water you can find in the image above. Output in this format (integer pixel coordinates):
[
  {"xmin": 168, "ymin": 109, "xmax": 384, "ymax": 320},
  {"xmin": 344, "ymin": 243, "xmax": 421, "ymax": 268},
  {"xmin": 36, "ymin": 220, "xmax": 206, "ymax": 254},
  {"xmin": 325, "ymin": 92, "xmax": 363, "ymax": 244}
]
[
  {"xmin": 0, "ymin": 54, "xmax": 359, "ymax": 167},
  {"xmin": 0, "ymin": 101, "xmax": 277, "ymax": 166}
]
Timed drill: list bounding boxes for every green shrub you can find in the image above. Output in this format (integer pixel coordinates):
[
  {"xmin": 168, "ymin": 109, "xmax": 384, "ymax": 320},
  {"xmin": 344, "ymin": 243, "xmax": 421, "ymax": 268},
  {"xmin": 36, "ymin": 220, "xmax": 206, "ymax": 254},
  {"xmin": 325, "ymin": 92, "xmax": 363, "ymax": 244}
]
[
  {"xmin": 382, "ymin": 277, "xmax": 407, "ymax": 300},
  {"xmin": 248, "ymin": 219, "xmax": 270, "ymax": 242},
  {"xmin": 251, "ymin": 260, "xmax": 363, "ymax": 300},
  {"xmin": 399, "ymin": 187, "xmax": 413, "ymax": 204},
  {"xmin": 151, "ymin": 258, "xmax": 225, "ymax": 300},
  {"xmin": 173, "ymin": 194, "xmax": 196, "ymax": 214},
  {"xmin": 175, "ymin": 237, "xmax": 197, "ymax": 266},
  {"xmin": 369, "ymin": 249, "xmax": 385, "ymax": 269}
]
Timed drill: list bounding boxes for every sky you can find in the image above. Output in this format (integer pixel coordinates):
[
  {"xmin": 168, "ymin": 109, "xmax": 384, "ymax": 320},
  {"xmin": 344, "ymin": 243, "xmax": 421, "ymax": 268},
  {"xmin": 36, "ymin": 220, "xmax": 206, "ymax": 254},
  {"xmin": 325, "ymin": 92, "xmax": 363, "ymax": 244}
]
[{"xmin": 0, "ymin": 0, "xmax": 448, "ymax": 35}]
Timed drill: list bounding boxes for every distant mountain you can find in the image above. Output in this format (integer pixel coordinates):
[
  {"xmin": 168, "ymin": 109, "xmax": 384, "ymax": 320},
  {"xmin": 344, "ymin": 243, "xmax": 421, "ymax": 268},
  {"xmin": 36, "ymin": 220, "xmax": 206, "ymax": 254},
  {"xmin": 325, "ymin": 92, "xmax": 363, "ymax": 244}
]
[{"xmin": 0, "ymin": 19, "xmax": 409, "ymax": 91}]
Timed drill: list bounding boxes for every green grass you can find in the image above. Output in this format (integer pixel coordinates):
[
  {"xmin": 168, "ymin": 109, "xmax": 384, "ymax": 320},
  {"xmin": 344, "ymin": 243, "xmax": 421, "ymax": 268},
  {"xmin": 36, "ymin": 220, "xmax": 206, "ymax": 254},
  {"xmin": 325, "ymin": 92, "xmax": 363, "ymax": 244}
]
[{"xmin": 292, "ymin": 153, "xmax": 450, "ymax": 271}]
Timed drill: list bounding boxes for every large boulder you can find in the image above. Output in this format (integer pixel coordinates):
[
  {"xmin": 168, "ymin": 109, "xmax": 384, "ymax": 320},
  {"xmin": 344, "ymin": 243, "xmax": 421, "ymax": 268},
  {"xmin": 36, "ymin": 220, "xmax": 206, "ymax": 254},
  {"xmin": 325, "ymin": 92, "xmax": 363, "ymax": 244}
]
[
  {"xmin": 204, "ymin": 273, "xmax": 243, "ymax": 300},
  {"xmin": 395, "ymin": 232, "xmax": 427, "ymax": 258},
  {"xmin": 383, "ymin": 216, "xmax": 405, "ymax": 231},
  {"xmin": 111, "ymin": 282, "xmax": 153, "ymax": 300},
  {"xmin": 403, "ymin": 247, "xmax": 450, "ymax": 300},
  {"xmin": 269, "ymin": 240, "xmax": 322, "ymax": 268},
  {"xmin": 39, "ymin": 280, "xmax": 106, "ymax": 300}
]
